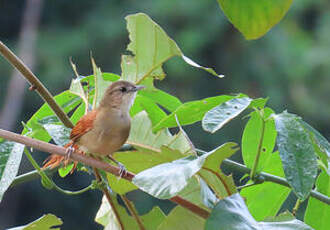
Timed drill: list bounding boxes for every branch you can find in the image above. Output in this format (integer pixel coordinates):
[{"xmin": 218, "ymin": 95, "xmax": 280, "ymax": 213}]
[
  {"xmin": 0, "ymin": 128, "xmax": 210, "ymax": 219},
  {"xmin": 121, "ymin": 195, "xmax": 146, "ymax": 230},
  {"xmin": 207, "ymin": 152, "xmax": 330, "ymax": 205},
  {"xmin": 0, "ymin": 41, "xmax": 73, "ymax": 129}
]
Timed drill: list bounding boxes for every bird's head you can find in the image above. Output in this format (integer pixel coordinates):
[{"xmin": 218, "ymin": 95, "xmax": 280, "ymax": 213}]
[{"xmin": 100, "ymin": 80, "xmax": 144, "ymax": 112}]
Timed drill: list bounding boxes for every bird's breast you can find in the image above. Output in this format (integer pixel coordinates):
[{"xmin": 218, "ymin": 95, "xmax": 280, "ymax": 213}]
[{"xmin": 77, "ymin": 109, "xmax": 130, "ymax": 155}]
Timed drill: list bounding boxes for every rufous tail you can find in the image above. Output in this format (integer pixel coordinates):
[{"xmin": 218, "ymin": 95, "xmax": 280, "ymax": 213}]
[{"xmin": 42, "ymin": 142, "xmax": 81, "ymax": 173}]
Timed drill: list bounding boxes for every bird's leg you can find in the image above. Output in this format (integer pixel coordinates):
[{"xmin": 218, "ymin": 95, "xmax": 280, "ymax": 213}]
[{"xmin": 107, "ymin": 155, "xmax": 127, "ymax": 178}]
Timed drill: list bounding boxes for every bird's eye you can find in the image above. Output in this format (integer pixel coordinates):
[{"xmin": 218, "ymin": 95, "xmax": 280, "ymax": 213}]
[{"xmin": 120, "ymin": 87, "xmax": 127, "ymax": 92}]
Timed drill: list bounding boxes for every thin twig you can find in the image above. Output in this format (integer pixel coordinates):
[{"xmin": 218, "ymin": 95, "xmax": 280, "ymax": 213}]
[
  {"xmin": 121, "ymin": 195, "xmax": 146, "ymax": 230},
  {"xmin": 0, "ymin": 128, "xmax": 211, "ymax": 218},
  {"xmin": 175, "ymin": 114, "xmax": 197, "ymax": 155},
  {"xmin": 0, "ymin": 41, "xmax": 73, "ymax": 128},
  {"xmin": 94, "ymin": 168, "xmax": 125, "ymax": 229}
]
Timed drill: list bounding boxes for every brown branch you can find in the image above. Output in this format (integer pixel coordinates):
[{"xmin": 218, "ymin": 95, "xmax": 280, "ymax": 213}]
[
  {"xmin": 121, "ymin": 195, "xmax": 146, "ymax": 230},
  {"xmin": 94, "ymin": 168, "xmax": 125, "ymax": 229},
  {"xmin": 0, "ymin": 41, "xmax": 73, "ymax": 129},
  {"xmin": 0, "ymin": 128, "xmax": 210, "ymax": 219}
]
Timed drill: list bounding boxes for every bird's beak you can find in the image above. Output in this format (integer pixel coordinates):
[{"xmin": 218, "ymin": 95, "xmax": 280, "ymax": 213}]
[{"xmin": 132, "ymin": 85, "xmax": 145, "ymax": 92}]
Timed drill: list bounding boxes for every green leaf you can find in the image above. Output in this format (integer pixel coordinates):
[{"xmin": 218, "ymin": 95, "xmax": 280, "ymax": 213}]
[
  {"xmin": 305, "ymin": 171, "xmax": 330, "ymax": 230},
  {"xmin": 139, "ymin": 86, "xmax": 182, "ymax": 112},
  {"xmin": 199, "ymin": 177, "xmax": 219, "ymax": 209},
  {"xmin": 198, "ymin": 142, "xmax": 239, "ymax": 199},
  {"xmin": 157, "ymin": 206, "xmax": 205, "ymax": 230},
  {"xmin": 299, "ymin": 120, "xmax": 330, "ymax": 175},
  {"xmin": 132, "ymin": 154, "xmax": 206, "ymax": 199},
  {"xmin": 22, "ymin": 91, "xmax": 80, "ymax": 141},
  {"xmin": 202, "ymin": 97, "xmax": 252, "ymax": 133},
  {"xmin": 69, "ymin": 78, "xmax": 88, "ymax": 112},
  {"xmin": 95, "ymin": 194, "xmax": 166, "ymax": 230},
  {"xmin": 205, "ymin": 193, "xmax": 313, "ymax": 230},
  {"xmin": 128, "ymin": 111, "xmax": 191, "ymax": 153},
  {"xmin": 91, "ymin": 58, "xmax": 111, "ymax": 108},
  {"xmin": 240, "ymin": 152, "xmax": 290, "ymax": 220},
  {"xmin": 132, "ymin": 142, "xmax": 238, "ymax": 199},
  {"xmin": 70, "ymin": 103, "xmax": 86, "ymax": 124},
  {"xmin": 177, "ymin": 176, "xmax": 208, "ymax": 208},
  {"xmin": 7, "ymin": 214, "xmax": 62, "ymax": 230},
  {"xmin": 153, "ymin": 94, "xmax": 242, "ymax": 132},
  {"xmin": 217, "ymin": 0, "xmax": 293, "ymax": 40},
  {"xmin": 0, "ymin": 140, "xmax": 25, "ymax": 202},
  {"xmin": 58, "ymin": 163, "xmax": 74, "ymax": 178},
  {"xmin": 132, "ymin": 95, "xmax": 167, "ymax": 127},
  {"xmin": 122, "ymin": 13, "xmax": 221, "ymax": 84},
  {"xmin": 42, "ymin": 124, "xmax": 71, "ymax": 146},
  {"xmin": 274, "ymin": 111, "xmax": 318, "ymax": 200},
  {"xmin": 242, "ymin": 108, "xmax": 277, "ymax": 171}
]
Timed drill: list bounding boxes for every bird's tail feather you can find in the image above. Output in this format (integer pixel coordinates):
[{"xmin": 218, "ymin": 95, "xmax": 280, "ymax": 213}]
[{"xmin": 42, "ymin": 142, "xmax": 80, "ymax": 173}]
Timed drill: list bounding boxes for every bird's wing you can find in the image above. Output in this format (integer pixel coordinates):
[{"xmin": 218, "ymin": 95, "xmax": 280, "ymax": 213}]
[{"xmin": 70, "ymin": 109, "xmax": 98, "ymax": 142}]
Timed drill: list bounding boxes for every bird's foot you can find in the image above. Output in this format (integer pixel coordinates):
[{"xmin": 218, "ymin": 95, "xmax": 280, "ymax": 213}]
[
  {"xmin": 64, "ymin": 146, "xmax": 75, "ymax": 165},
  {"xmin": 107, "ymin": 155, "xmax": 127, "ymax": 178},
  {"xmin": 117, "ymin": 162, "xmax": 127, "ymax": 178}
]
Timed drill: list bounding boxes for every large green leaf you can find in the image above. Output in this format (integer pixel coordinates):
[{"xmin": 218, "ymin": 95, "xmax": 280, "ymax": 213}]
[
  {"xmin": 132, "ymin": 142, "xmax": 237, "ymax": 199},
  {"xmin": 202, "ymin": 97, "xmax": 252, "ymax": 133},
  {"xmin": 242, "ymin": 108, "xmax": 277, "ymax": 171},
  {"xmin": 132, "ymin": 154, "xmax": 207, "ymax": 199},
  {"xmin": 217, "ymin": 0, "xmax": 293, "ymax": 40},
  {"xmin": 240, "ymin": 152, "xmax": 290, "ymax": 220},
  {"xmin": 153, "ymin": 94, "xmax": 242, "ymax": 132},
  {"xmin": 305, "ymin": 171, "xmax": 330, "ymax": 230},
  {"xmin": 95, "ymin": 194, "xmax": 165, "ymax": 230},
  {"xmin": 121, "ymin": 13, "xmax": 221, "ymax": 84},
  {"xmin": 7, "ymin": 214, "xmax": 62, "ymax": 230},
  {"xmin": 205, "ymin": 193, "xmax": 313, "ymax": 230},
  {"xmin": 0, "ymin": 139, "xmax": 25, "ymax": 202},
  {"xmin": 157, "ymin": 206, "xmax": 205, "ymax": 230},
  {"xmin": 274, "ymin": 111, "xmax": 318, "ymax": 200}
]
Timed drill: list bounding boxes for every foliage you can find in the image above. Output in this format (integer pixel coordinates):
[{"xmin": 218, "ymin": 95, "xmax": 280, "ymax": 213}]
[{"xmin": 1, "ymin": 5, "xmax": 329, "ymax": 230}]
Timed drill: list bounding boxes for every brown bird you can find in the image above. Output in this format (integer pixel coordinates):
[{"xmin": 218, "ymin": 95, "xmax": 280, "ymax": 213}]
[{"xmin": 43, "ymin": 80, "xmax": 144, "ymax": 174}]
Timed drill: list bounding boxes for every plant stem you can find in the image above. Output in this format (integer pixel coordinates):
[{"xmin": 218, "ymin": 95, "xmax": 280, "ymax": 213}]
[
  {"xmin": 93, "ymin": 168, "xmax": 125, "ymax": 229},
  {"xmin": 24, "ymin": 147, "xmax": 93, "ymax": 195},
  {"xmin": 292, "ymin": 198, "xmax": 302, "ymax": 216},
  {"xmin": 0, "ymin": 41, "xmax": 73, "ymax": 129},
  {"xmin": 121, "ymin": 195, "xmax": 146, "ymax": 230},
  {"xmin": 250, "ymin": 113, "xmax": 266, "ymax": 180}
]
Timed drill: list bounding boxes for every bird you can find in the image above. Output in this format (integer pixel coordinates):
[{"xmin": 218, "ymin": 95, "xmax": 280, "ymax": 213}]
[{"xmin": 43, "ymin": 80, "xmax": 144, "ymax": 175}]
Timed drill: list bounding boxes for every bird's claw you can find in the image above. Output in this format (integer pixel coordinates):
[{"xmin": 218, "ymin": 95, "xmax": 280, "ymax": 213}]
[
  {"xmin": 64, "ymin": 146, "xmax": 75, "ymax": 165},
  {"xmin": 117, "ymin": 162, "xmax": 127, "ymax": 178}
]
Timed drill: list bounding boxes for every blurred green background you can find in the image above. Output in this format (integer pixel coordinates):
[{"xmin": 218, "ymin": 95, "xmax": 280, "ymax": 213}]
[{"xmin": 0, "ymin": 0, "xmax": 329, "ymax": 229}]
